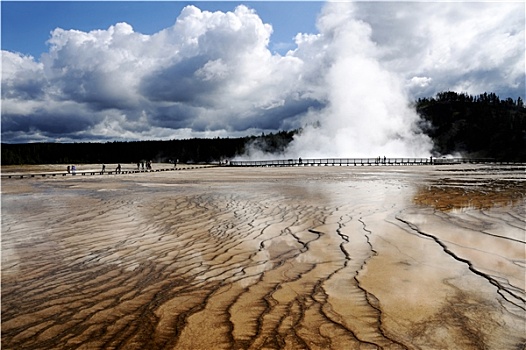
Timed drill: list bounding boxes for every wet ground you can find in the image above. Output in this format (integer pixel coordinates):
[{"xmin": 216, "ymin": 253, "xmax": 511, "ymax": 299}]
[{"xmin": 1, "ymin": 164, "xmax": 525, "ymax": 349}]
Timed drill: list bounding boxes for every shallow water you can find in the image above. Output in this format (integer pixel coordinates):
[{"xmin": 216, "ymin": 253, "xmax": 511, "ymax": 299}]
[{"xmin": 1, "ymin": 165, "xmax": 525, "ymax": 349}]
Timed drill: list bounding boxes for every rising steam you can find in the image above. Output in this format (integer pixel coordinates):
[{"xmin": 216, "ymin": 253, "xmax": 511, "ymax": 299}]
[
  {"xmin": 244, "ymin": 2, "xmax": 433, "ymax": 160},
  {"xmin": 286, "ymin": 3, "xmax": 432, "ymax": 158}
]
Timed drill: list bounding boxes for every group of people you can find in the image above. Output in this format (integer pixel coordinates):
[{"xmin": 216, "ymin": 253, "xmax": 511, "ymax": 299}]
[
  {"xmin": 67, "ymin": 161, "xmax": 178, "ymax": 176},
  {"xmin": 137, "ymin": 161, "xmax": 154, "ymax": 171},
  {"xmin": 66, "ymin": 165, "xmax": 77, "ymax": 175},
  {"xmin": 99, "ymin": 164, "xmax": 121, "ymax": 174},
  {"xmin": 375, "ymin": 156, "xmax": 387, "ymax": 164}
]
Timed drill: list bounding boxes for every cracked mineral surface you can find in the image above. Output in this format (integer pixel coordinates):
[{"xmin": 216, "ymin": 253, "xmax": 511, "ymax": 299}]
[{"xmin": 2, "ymin": 164, "xmax": 525, "ymax": 349}]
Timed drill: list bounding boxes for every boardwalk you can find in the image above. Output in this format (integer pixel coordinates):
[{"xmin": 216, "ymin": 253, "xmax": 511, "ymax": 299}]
[
  {"xmin": 229, "ymin": 157, "xmax": 458, "ymax": 167},
  {"xmin": 0, "ymin": 164, "xmax": 214, "ymax": 179},
  {"xmin": 230, "ymin": 157, "xmax": 526, "ymax": 167},
  {"xmin": 2, "ymin": 158, "xmax": 524, "ymax": 179}
]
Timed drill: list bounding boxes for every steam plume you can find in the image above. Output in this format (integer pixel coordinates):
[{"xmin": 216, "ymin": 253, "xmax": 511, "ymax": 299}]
[{"xmin": 284, "ymin": 2, "xmax": 433, "ymax": 159}]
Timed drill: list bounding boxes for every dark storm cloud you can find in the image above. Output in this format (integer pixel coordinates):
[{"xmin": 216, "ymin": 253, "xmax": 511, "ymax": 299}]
[
  {"xmin": 234, "ymin": 97, "xmax": 326, "ymax": 131},
  {"xmin": 2, "ymin": 109, "xmax": 101, "ymax": 136},
  {"xmin": 148, "ymin": 104, "xmax": 201, "ymax": 129},
  {"xmin": 140, "ymin": 55, "xmax": 218, "ymax": 105}
]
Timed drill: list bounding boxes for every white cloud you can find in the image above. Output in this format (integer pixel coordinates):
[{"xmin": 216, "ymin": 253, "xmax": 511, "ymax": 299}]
[
  {"xmin": 2, "ymin": 5, "xmax": 313, "ymax": 142},
  {"xmin": 1, "ymin": 51, "xmax": 47, "ymax": 100},
  {"xmin": 408, "ymin": 76, "xmax": 433, "ymax": 89},
  {"xmin": 353, "ymin": 2, "xmax": 525, "ymax": 98},
  {"xmin": 1, "ymin": 2, "xmax": 524, "ymax": 152}
]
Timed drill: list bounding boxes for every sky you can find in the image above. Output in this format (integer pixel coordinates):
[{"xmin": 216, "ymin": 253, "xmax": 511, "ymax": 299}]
[
  {"xmin": 1, "ymin": 2, "xmax": 322, "ymax": 57},
  {"xmin": 1, "ymin": 1, "xmax": 525, "ymax": 157}
]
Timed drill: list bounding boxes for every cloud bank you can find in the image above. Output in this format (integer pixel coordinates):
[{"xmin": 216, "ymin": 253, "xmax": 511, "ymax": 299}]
[{"xmin": 2, "ymin": 2, "xmax": 524, "ymax": 157}]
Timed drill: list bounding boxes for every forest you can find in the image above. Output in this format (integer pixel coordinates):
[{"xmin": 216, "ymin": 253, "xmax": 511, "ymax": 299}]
[
  {"xmin": 1, "ymin": 131, "xmax": 295, "ymax": 165},
  {"xmin": 415, "ymin": 91, "xmax": 525, "ymax": 161},
  {"xmin": 2, "ymin": 92, "xmax": 525, "ymax": 165}
]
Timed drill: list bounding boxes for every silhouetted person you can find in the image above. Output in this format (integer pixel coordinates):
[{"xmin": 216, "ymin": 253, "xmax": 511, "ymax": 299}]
[{"xmin": 101, "ymin": 164, "xmax": 106, "ymax": 174}]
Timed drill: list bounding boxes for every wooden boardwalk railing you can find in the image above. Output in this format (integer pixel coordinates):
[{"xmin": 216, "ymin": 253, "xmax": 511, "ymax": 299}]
[
  {"xmin": 1, "ymin": 165, "xmax": 214, "ymax": 179},
  {"xmin": 229, "ymin": 157, "xmax": 525, "ymax": 167},
  {"xmin": 231, "ymin": 157, "xmax": 440, "ymax": 167}
]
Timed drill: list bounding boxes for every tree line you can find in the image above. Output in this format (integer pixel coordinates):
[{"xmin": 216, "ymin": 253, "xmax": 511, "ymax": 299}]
[
  {"xmin": 415, "ymin": 91, "xmax": 525, "ymax": 161},
  {"xmin": 2, "ymin": 91, "xmax": 525, "ymax": 165},
  {"xmin": 1, "ymin": 131, "xmax": 295, "ymax": 165}
]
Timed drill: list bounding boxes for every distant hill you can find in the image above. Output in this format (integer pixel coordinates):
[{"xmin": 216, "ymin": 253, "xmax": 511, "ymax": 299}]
[{"xmin": 2, "ymin": 92, "xmax": 525, "ymax": 165}]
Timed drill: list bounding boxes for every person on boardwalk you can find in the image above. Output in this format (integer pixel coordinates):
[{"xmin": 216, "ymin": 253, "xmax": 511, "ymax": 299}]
[
  {"xmin": 101, "ymin": 164, "xmax": 106, "ymax": 175},
  {"xmin": 71, "ymin": 165, "xmax": 76, "ymax": 175},
  {"xmin": 116, "ymin": 164, "xmax": 121, "ymax": 174},
  {"xmin": 67, "ymin": 165, "xmax": 70, "ymax": 174}
]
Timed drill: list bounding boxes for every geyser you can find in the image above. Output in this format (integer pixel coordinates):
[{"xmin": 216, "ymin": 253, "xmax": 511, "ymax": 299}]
[
  {"xmin": 240, "ymin": 2, "xmax": 433, "ymax": 160},
  {"xmin": 284, "ymin": 2, "xmax": 432, "ymax": 159}
]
